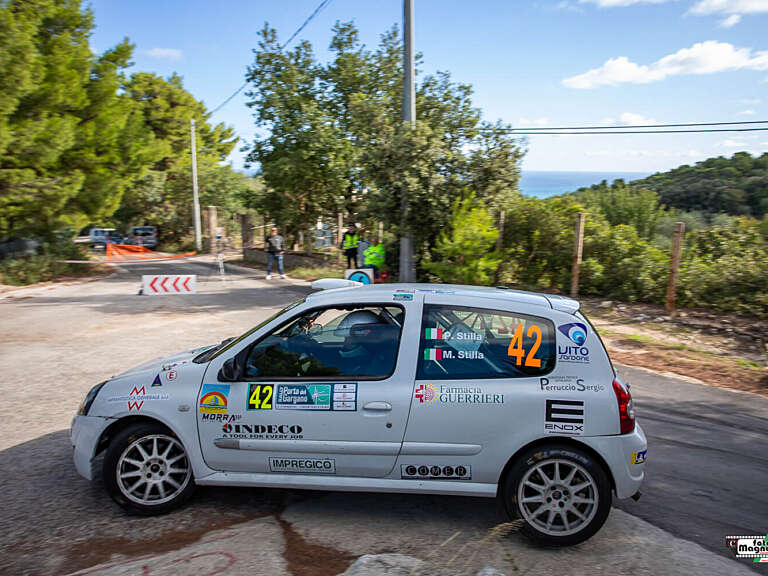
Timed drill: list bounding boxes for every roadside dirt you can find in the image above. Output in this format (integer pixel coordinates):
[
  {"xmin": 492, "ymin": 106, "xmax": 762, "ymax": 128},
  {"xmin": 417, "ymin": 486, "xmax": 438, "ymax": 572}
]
[{"xmin": 582, "ymin": 298, "xmax": 768, "ymax": 396}]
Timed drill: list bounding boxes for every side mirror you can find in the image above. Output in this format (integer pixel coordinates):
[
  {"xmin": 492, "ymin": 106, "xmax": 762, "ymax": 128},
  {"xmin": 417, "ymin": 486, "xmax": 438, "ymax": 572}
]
[{"xmin": 218, "ymin": 358, "xmax": 238, "ymax": 382}]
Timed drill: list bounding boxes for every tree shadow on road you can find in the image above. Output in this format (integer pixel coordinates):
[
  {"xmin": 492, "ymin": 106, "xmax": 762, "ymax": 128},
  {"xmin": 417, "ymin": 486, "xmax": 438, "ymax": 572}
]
[{"xmin": 0, "ymin": 431, "xmax": 507, "ymax": 576}]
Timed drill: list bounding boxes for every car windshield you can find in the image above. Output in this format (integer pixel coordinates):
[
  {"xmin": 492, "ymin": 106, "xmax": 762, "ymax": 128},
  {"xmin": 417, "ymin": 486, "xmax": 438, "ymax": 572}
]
[{"xmin": 193, "ymin": 297, "xmax": 306, "ymax": 363}]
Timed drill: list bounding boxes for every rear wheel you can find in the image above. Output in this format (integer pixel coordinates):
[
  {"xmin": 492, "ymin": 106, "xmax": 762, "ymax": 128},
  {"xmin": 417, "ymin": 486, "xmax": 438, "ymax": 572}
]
[
  {"xmin": 502, "ymin": 444, "xmax": 612, "ymax": 546},
  {"xmin": 103, "ymin": 422, "xmax": 195, "ymax": 515}
]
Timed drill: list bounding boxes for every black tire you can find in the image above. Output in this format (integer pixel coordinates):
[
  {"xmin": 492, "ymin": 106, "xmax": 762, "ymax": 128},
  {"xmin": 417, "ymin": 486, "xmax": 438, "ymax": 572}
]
[
  {"xmin": 103, "ymin": 421, "xmax": 196, "ymax": 515},
  {"xmin": 501, "ymin": 444, "xmax": 612, "ymax": 546}
]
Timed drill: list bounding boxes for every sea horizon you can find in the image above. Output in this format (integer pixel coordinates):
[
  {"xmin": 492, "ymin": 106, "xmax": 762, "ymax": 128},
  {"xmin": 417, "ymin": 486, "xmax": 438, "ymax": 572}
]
[{"xmin": 520, "ymin": 170, "xmax": 652, "ymax": 198}]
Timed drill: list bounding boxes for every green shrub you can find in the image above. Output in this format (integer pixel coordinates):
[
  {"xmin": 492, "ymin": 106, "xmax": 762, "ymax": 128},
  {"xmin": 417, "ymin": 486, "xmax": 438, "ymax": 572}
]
[{"xmin": 0, "ymin": 239, "xmax": 92, "ymax": 286}]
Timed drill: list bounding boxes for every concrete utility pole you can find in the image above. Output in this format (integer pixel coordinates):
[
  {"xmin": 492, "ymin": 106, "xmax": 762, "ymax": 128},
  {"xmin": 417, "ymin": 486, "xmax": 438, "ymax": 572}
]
[
  {"xmin": 190, "ymin": 119, "xmax": 202, "ymax": 252},
  {"xmin": 399, "ymin": 0, "xmax": 416, "ymax": 282}
]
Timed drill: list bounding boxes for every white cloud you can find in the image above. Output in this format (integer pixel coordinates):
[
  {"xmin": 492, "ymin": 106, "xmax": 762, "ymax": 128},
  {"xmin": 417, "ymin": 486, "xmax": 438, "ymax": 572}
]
[
  {"xmin": 691, "ymin": 1, "xmax": 768, "ymax": 26},
  {"xmin": 720, "ymin": 13, "xmax": 742, "ymax": 25},
  {"xmin": 579, "ymin": 0, "xmax": 670, "ymax": 6},
  {"xmin": 619, "ymin": 112, "xmax": 657, "ymax": 125},
  {"xmin": 601, "ymin": 112, "xmax": 657, "ymax": 125},
  {"xmin": 143, "ymin": 47, "xmax": 184, "ymax": 61},
  {"xmin": 554, "ymin": 1, "xmax": 584, "ymax": 11},
  {"xmin": 719, "ymin": 138, "xmax": 747, "ymax": 147},
  {"xmin": 518, "ymin": 117, "xmax": 550, "ymax": 127},
  {"xmin": 690, "ymin": 0, "xmax": 768, "ymax": 15},
  {"xmin": 739, "ymin": 108, "xmax": 756, "ymax": 114},
  {"xmin": 563, "ymin": 41, "xmax": 768, "ymax": 88}
]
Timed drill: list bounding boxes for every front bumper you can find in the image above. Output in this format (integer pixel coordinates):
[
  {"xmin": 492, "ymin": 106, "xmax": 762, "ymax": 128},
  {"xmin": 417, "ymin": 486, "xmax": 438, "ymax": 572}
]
[
  {"xmin": 581, "ymin": 423, "xmax": 647, "ymax": 500},
  {"xmin": 70, "ymin": 414, "xmax": 112, "ymax": 481}
]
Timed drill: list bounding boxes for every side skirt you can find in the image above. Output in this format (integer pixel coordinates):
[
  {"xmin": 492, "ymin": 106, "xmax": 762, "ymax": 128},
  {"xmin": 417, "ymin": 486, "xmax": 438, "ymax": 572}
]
[{"xmin": 196, "ymin": 472, "xmax": 498, "ymax": 497}]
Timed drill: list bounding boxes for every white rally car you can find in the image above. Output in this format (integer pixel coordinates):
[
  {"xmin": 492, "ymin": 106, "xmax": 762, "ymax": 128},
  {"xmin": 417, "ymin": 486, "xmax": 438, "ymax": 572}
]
[{"xmin": 71, "ymin": 281, "xmax": 646, "ymax": 546}]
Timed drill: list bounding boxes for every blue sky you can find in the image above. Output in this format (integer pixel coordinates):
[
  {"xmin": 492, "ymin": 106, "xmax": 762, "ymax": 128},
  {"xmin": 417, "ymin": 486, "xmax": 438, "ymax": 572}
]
[{"xmin": 89, "ymin": 0, "xmax": 768, "ymax": 173}]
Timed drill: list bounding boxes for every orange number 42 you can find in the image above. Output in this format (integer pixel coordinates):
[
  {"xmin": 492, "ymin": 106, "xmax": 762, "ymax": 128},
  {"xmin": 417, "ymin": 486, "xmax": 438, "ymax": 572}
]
[{"xmin": 507, "ymin": 324, "xmax": 542, "ymax": 368}]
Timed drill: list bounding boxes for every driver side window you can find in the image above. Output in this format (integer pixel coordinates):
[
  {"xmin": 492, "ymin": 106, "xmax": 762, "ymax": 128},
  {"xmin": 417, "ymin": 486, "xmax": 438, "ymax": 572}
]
[{"xmin": 242, "ymin": 305, "xmax": 404, "ymax": 380}]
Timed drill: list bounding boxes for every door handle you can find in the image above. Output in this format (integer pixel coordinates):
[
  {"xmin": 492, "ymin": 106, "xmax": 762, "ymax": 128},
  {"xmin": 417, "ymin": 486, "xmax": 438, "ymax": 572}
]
[{"xmin": 363, "ymin": 401, "xmax": 392, "ymax": 411}]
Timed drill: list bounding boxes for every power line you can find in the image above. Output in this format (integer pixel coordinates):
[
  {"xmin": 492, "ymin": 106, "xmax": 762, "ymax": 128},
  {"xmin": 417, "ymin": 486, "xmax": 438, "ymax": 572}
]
[
  {"xmin": 505, "ymin": 120, "xmax": 768, "ymax": 131},
  {"xmin": 282, "ymin": 0, "xmax": 334, "ymax": 49},
  {"xmin": 209, "ymin": 0, "xmax": 334, "ymax": 115},
  {"xmin": 485, "ymin": 127, "xmax": 768, "ymax": 135}
]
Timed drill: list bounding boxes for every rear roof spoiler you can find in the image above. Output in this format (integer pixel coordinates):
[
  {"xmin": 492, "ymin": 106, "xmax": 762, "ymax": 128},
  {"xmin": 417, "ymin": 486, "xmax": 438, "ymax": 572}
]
[
  {"xmin": 311, "ymin": 278, "xmax": 363, "ymax": 290},
  {"xmin": 545, "ymin": 294, "xmax": 580, "ymax": 315}
]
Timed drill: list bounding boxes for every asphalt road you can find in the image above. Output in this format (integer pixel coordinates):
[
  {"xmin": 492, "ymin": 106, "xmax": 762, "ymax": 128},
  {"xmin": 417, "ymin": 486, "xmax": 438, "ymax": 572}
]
[
  {"xmin": 614, "ymin": 364, "xmax": 768, "ymax": 566},
  {"xmin": 0, "ymin": 256, "xmax": 763, "ymax": 575}
]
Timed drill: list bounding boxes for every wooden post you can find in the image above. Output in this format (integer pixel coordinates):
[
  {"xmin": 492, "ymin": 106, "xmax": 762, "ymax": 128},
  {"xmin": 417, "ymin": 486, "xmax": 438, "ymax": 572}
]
[
  {"xmin": 337, "ymin": 212, "xmax": 344, "ymax": 263},
  {"xmin": 240, "ymin": 214, "xmax": 253, "ymax": 250},
  {"xmin": 204, "ymin": 206, "xmax": 217, "ymax": 253},
  {"xmin": 495, "ymin": 208, "xmax": 505, "ymax": 253},
  {"xmin": 570, "ymin": 212, "xmax": 586, "ymax": 298},
  {"xmin": 665, "ymin": 221, "xmax": 685, "ymax": 317},
  {"xmin": 377, "ymin": 221, "xmax": 384, "ymax": 245}
]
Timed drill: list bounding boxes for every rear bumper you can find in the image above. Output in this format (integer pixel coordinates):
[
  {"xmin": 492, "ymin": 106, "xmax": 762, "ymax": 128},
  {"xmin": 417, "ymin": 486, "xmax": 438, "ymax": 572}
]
[
  {"xmin": 580, "ymin": 423, "xmax": 647, "ymax": 499},
  {"xmin": 70, "ymin": 414, "xmax": 112, "ymax": 481}
]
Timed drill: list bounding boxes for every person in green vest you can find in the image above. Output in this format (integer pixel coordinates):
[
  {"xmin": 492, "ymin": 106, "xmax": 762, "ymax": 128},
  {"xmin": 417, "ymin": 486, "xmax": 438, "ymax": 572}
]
[
  {"xmin": 363, "ymin": 240, "xmax": 385, "ymax": 280},
  {"xmin": 340, "ymin": 224, "xmax": 359, "ymax": 268}
]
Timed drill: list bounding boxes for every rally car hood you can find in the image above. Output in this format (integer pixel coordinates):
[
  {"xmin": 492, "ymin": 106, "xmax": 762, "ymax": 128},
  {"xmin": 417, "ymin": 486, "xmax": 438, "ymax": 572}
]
[{"xmin": 110, "ymin": 344, "xmax": 215, "ymax": 381}]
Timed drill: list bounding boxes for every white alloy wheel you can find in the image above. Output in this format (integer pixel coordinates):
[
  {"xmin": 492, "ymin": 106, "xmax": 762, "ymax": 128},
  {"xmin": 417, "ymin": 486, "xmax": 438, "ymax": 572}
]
[
  {"xmin": 116, "ymin": 434, "xmax": 191, "ymax": 506},
  {"xmin": 516, "ymin": 458, "xmax": 599, "ymax": 537}
]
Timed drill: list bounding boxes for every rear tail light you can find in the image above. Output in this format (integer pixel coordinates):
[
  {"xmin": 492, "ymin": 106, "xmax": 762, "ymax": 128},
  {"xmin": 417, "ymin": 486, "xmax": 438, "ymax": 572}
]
[{"xmin": 612, "ymin": 379, "xmax": 635, "ymax": 435}]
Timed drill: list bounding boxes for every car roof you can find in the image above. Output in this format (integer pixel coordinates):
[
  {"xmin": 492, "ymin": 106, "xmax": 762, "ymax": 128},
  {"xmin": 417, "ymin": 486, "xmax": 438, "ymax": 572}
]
[{"xmin": 305, "ymin": 282, "xmax": 579, "ymax": 315}]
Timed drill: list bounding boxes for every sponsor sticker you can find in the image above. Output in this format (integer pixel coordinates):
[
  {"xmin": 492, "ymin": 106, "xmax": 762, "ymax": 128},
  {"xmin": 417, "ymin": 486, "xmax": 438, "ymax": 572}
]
[
  {"xmin": 166, "ymin": 370, "xmax": 178, "ymax": 381},
  {"xmin": 401, "ymin": 464, "xmax": 471, "ymax": 480},
  {"xmin": 631, "ymin": 450, "xmax": 647, "ymax": 465},
  {"xmin": 199, "ymin": 384, "xmax": 230, "ymax": 414},
  {"xmin": 558, "ymin": 322, "xmax": 590, "ymax": 364},
  {"xmin": 220, "ymin": 423, "xmax": 303, "ymax": 439},
  {"xmin": 414, "ymin": 383, "xmax": 503, "ymax": 406},
  {"xmin": 201, "ymin": 413, "xmax": 241, "ymax": 423},
  {"xmin": 726, "ymin": 535, "xmax": 768, "ymax": 562},
  {"xmin": 545, "ymin": 399, "xmax": 585, "ymax": 435},
  {"xmin": 107, "ymin": 385, "xmax": 169, "ymax": 412},
  {"xmin": 152, "ymin": 374, "xmax": 163, "ymax": 387},
  {"xmin": 247, "ymin": 383, "xmax": 274, "ymax": 410},
  {"xmin": 393, "ymin": 293, "xmax": 413, "ymax": 301},
  {"xmin": 539, "ymin": 376, "xmax": 605, "ymax": 394},
  {"xmin": 274, "ymin": 383, "xmax": 357, "ymax": 411},
  {"xmin": 269, "ymin": 457, "xmax": 336, "ymax": 474}
]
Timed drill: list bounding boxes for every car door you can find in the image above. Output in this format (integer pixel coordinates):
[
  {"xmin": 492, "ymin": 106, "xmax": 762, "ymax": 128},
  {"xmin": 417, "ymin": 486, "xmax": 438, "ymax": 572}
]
[
  {"xmin": 197, "ymin": 297, "xmax": 421, "ymax": 478},
  {"xmin": 400, "ymin": 294, "xmax": 558, "ymax": 484}
]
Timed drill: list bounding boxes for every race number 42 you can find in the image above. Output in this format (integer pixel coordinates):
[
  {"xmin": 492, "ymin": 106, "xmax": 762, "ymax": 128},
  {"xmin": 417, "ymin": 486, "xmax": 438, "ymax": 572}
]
[
  {"xmin": 248, "ymin": 384, "xmax": 274, "ymax": 410},
  {"xmin": 507, "ymin": 324, "xmax": 542, "ymax": 368}
]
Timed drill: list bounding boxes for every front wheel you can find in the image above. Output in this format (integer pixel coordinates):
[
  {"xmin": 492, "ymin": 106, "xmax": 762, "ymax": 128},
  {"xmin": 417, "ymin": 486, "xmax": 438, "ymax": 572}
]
[
  {"xmin": 502, "ymin": 444, "xmax": 612, "ymax": 546},
  {"xmin": 103, "ymin": 422, "xmax": 196, "ymax": 515}
]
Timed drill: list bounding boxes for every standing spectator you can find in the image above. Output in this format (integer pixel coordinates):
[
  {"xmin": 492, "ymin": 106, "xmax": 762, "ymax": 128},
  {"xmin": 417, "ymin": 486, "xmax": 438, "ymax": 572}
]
[
  {"xmin": 341, "ymin": 224, "xmax": 359, "ymax": 269},
  {"xmin": 265, "ymin": 226, "xmax": 286, "ymax": 279}
]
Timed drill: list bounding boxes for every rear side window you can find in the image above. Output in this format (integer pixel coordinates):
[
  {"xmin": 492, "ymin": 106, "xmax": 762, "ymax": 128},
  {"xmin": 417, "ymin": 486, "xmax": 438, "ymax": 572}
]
[{"xmin": 417, "ymin": 304, "xmax": 555, "ymax": 380}]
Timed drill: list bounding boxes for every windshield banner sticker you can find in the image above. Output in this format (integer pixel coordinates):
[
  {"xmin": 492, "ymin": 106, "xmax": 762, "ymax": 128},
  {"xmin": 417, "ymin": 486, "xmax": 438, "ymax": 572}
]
[{"xmin": 274, "ymin": 383, "xmax": 357, "ymax": 411}]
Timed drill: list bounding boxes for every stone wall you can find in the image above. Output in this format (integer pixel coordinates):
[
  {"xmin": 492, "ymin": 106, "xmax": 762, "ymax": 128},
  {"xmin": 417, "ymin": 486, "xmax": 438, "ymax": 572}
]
[{"xmin": 243, "ymin": 247, "xmax": 335, "ymax": 269}]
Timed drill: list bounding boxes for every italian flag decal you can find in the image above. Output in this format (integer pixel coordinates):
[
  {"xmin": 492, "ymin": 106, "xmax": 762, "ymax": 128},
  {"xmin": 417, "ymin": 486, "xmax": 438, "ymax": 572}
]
[
  {"xmin": 424, "ymin": 348, "xmax": 443, "ymax": 361},
  {"xmin": 425, "ymin": 328, "xmax": 444, "ymax": 339}
]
